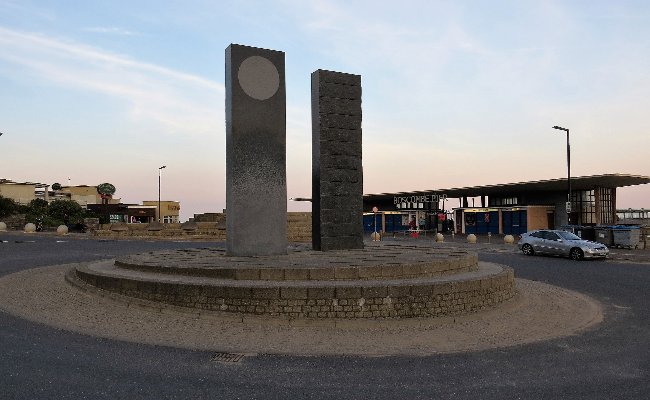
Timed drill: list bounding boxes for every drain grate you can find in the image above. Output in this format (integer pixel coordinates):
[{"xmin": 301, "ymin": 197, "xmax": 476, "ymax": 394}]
[{"xmin": 211, "ymin": 352, "xmax": 246, "ymax": 363}]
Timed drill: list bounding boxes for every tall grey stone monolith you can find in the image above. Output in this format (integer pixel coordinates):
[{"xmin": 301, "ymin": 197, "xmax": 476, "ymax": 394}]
[
  {"xmin": 226, "ymin": 44, "xmax": 287, "ymax": 256},
  {"xmin": 311, "ymin": 69, "xmax": 363, "ymax": 251}
]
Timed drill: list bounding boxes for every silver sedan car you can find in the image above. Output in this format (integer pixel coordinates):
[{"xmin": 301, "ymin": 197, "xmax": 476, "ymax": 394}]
[{"xmin": 518, "ymin": 229, "xmax": 609, "ymax": 260}]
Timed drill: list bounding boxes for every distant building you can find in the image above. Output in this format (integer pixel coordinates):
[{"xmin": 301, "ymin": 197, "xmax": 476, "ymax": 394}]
[
  {"xmin": 363, "ymin": 174, "xmax": 650, "ymax": 234},
  {"xmin": 0, "ymin": 179, "xmax": 49, "ymax": 203},
  {"xmin": 86, "ymin": 203, "xmax": 157, "ymax": 224},
  {"xmin": 50, "ymin": 185, "xmax": 121, "ymax": 206},
  {"xmin": 143, "ymin": 201, "xmax": 180, "ymax": 223},
  {"xmin": 617, "ymin": 209, "xmax": 650, "ymax": 227},
  {"xmin": 0, "ymin": 179, "xmax": 124, "ymax": 207}
]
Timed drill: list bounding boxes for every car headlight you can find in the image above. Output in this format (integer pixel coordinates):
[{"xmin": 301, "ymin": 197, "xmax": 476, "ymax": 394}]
[{"xmin": 587, "ymin": 246, "xmax": 607, "ymax": 253}]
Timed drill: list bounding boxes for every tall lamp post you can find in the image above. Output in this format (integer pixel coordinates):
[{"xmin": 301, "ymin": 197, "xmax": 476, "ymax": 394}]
[
  {"xmin": 158, "ymin": 166, "xmax": 166, "ymax": 223},
  {"xmin": 552, "ymin": 126, "xmax": 571, "ymax": 224}
]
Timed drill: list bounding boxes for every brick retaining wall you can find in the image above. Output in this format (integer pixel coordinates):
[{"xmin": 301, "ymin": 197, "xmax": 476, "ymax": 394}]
[{"xmin": 74, "ymin": 262, "xmax": 515, "ymax": 319}]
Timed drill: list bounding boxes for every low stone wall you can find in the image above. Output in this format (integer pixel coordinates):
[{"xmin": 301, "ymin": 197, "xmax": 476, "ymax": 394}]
[
  {"xmin": 84, "ymin": 218, "xmax": 100, "ymax": 232},
  {"xmin": 0, "ymin": 214, "xmax": 26, "ymax": 230},
  {"xmin": 73, "ymin": 258, "xmax": 515, "ymax": 319},
  {"xmin": 93, "ymin": 225, "xmax": 227, "ymax": 240},
  {"xmin": 191, "ymin": 213, "xmax": 226, "ymax": 223},
  {"xmin": 287, "ymin": 212, "xmax": 311, "ymax": 243},
  {"xmin": 93, "ymin": 212, "xmax": 312, "ymax": 242}
]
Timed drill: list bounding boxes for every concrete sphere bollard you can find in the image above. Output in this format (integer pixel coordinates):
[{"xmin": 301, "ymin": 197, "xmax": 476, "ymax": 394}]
[
  {"xmin": 504, "ymin": 234, "xmax": 515, "ymax": 244},
  {"xmin": 24, "ymin": 223, "xmax": 36, "ymax": 233},
  {"xmin": 435, "ymin": 233, "xmax": 444, "ymax": 242},
  {"xmin": 57, "ymin": 225, "xmax": 69, "ymax": 235},
  {"xmin": 371, "ymin": 232, "xmax": 381, "ymax": 241},
  {"xmin": 0, "ymin": 222, "xmax": 6, "ymax": 231},
  {"xmin": 467, "ymin": 234, "xmax": 477, "ymax": 244}
]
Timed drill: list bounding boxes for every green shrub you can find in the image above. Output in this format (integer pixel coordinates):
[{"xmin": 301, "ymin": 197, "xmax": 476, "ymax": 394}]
[
  {"xmin": 25, "ymin": 198, "xmax": 49, "ymax": 223},
  {"xmin": 48, "ymin": 199, "xmax": 83, "ymax": 221},
  {"xmin": 0, "ymin": 195, "xmax": 17, "ymax": 218}
]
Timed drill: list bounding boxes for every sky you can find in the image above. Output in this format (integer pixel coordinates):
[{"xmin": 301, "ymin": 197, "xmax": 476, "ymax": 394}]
[{"xmin": 1, "ymin": 0, "xmax": 649, "ymax": 221}]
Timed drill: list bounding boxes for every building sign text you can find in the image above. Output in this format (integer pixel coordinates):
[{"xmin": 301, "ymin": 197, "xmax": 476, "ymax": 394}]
[{"xmin": 394, "ymin": 194, "xmax": 447, "ymax": 205}]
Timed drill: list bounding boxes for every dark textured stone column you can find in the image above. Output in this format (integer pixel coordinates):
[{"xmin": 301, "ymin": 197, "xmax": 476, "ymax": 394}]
[
  {"xmin": 311, "ymin": 69, "xmax": 363, "ymax": 251},
  {"xmin": 226, "ymin": 44, "xmax": 287, "ymax": 256}
]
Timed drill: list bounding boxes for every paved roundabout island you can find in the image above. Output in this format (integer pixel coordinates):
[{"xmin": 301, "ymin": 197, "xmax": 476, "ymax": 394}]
[{"xmin": 0, "ymin": 242, "xmax": 602, "ymax": 356}]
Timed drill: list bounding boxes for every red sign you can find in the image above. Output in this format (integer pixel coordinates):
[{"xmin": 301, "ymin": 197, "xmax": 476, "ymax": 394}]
[
  {"xmin": 439, "ymin": 215, "xmax": 446, "ymax": 220},
  {"xmin": 485, "ymin": 214, "xmax": 490, "ymax": 223},
  {"xmin": 372, "ymin": 207, "xmax": 379, "ymax": 213}
]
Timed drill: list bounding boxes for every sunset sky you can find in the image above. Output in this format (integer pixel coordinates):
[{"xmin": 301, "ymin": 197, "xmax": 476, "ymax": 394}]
[{"xmin": 1, "ymin": 1, "xmax": 649, "ymax": 221}]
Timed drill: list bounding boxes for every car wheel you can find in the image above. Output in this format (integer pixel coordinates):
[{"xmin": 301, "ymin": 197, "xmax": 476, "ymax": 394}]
[
  {"xmin": 570, "ymin": 248, "xmax": 584, "ymax": 261},
  {"xmin": 522, "ymin": 244, "xmax": 534, "ymax": 256}
]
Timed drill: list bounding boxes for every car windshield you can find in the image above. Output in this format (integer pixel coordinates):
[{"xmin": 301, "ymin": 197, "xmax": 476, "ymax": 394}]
[{"xmin": 557, "ymin": 231, "xmax": 581, "ymax": 240}]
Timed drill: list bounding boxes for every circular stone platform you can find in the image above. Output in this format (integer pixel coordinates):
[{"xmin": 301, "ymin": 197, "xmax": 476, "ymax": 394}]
[
  {"xmin": 72, "ymin": 244, "xmax": 517, "ymax": 319},
  {"xmin": 0, "ymin": 263, "xmax": 602, "ymax": 356}
]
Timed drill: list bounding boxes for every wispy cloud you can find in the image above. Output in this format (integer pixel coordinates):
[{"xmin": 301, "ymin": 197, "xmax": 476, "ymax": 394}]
[
  {"xmin": 0, "ymin": 0, "xmax": 57, "ymax": 22},
  {"xmin": 0, "ymin": 26, "xmax": 223, "ymax": 136},
  {"xmin": 83, "ymin": 27, "xmax": 141, "ymax": 36}
]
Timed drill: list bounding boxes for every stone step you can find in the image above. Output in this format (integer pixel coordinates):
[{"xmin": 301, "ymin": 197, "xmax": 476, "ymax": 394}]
[
  {"xmin": 112, "ymin": 245, "xmax": 478, "ymax": 281},
  {"xmin": 72, "ymin": 259, "xmax": 515, "ymax": 319}
]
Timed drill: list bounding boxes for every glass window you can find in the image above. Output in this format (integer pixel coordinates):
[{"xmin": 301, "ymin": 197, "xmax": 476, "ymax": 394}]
[
  {"xmin": 489, "ymin": 197, "xmax": 517, "ymax": 206},
  {"xmin": 599, "ymin": 187, "xmax": 614, "ymax": 225},
  {"xmin": 571, "ymin": 190, "xmax": 596, "ymax": 225},
  {"xmin": 542, "ymin": 231, "xmax": 560, "ymax": 240},
  {"xmin": 558, "ymin": 231, "xmax": 580, "ymax": 240}
]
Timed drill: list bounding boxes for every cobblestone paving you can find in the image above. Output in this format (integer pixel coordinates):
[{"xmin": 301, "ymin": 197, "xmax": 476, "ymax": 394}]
[{"xmin": 0, "ymin": 263, "xmax": 602, "ymax": 356}]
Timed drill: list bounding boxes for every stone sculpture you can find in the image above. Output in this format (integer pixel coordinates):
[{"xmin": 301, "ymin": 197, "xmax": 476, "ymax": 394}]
[
  {"xmin": 311, "ymin": 70, "xmax": 363, "ymax": 251},
  {"xmin": 225, "ymin": 44, "xmax": 287, "ymax": 256}
]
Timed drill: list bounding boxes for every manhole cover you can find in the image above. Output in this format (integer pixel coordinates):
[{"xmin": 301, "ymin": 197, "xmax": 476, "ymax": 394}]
[{"xmin": 211, "ymin": 352, "xmax": 246, "ymax": 363}]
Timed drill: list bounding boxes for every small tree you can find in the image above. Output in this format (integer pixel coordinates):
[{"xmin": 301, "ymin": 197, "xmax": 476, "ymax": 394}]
[
  {"xmin": 23, "ymin": 198, "xmax": 49, "ymax": 223},
  {"xmin": 48, "ymin": 199, "xmax": 83, "ymax": 222},
  {"xmin": 28, "ymin": 198, "xmax": 49, "ymax": 215},
  {"xmin": 0, "ymin": 195, "xmax": 17, "ymax": 218}
]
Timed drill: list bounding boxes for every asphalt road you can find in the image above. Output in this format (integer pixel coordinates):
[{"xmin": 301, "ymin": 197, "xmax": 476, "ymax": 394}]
[{"xmin": 1, "ymin": 234, "xmax": 649, "ymax": 399}]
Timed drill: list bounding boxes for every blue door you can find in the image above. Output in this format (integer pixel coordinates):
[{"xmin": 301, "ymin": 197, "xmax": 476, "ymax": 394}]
[
  {"xmin": 470, "ymin": 211, "xmax": 500, "ymax": 234},
  {"xmin": 384, "ymin": 214, "xmax": 405, "ymax": 232},
  {"xmin": 363, "ymin": 214, "xmax": 382, "ymax": 232},
  {"xmin": 502, "ymin": 210, "xmax": 527, "ymax": 234}
]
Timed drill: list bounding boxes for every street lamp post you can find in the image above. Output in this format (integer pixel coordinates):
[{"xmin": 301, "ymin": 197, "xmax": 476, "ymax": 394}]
[
  {"xmin": 158, "ymin": 166, "xmax": 166, "ymax": 223},
  {"xmin": 552, "ymin": 126, "xmax": 571, "ymax": 224}
]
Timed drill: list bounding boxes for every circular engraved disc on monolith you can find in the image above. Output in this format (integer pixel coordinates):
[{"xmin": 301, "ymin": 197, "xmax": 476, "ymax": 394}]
[{"xmin": 238, "ymin": 56, "xmax": 279, "ymax": 100}]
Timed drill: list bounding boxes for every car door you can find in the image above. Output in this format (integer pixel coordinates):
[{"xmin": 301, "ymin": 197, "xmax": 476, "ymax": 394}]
[
  {"xmin": 528, "ymin": 231, "xmax": 546, "ymax": 253},
  {"xmin": 552, "ymin": 231, "xmax": 574, "ymax": 256},
  {"xmin": 542, "ymin": 231, "xmax": 562, "ymax": 255}
]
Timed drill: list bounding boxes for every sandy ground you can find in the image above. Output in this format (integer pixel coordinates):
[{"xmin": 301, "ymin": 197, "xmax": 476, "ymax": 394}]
[{"xmin": 0, "ymin": 262, "xmax": 602, "ymax": 356}]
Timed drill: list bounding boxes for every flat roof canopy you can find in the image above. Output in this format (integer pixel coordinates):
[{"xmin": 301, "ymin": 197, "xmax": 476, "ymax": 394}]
[
  {"xmin": 0, "ymin": 180, "xmax": 49, "ymax": 188},
  {"xmin": 364, "ymin": 174, "xmax": 650, "ymax": 201}
]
